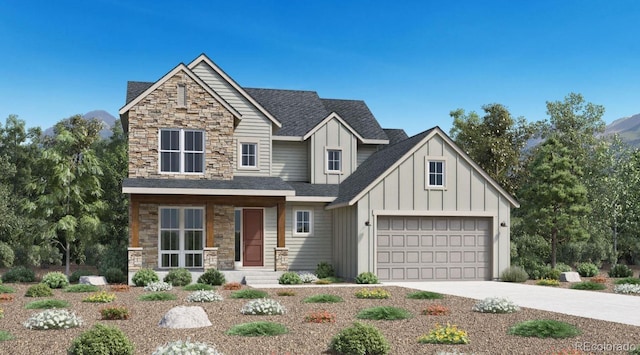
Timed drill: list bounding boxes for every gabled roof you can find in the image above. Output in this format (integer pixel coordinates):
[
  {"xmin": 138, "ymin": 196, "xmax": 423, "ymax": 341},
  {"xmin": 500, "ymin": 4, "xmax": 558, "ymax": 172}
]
[
  {"xmin": 126, "ymin": 81, "xmax": 153, "ymax": 104},
  {"xmin": 383, "ymin": 128, "xmax": 409, "ymax": 145},
  {"xmin": 321, "ymin": 99, "xmax": 388, "ymax": 141},
  {"xmin": 328, "ymin": 127, "xmax": 520, "ymax": 209}
]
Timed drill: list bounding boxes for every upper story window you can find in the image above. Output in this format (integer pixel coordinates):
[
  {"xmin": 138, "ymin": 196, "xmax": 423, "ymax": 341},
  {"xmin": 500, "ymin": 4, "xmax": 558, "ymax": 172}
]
[
  {"xmin": 294, "ymin": 210, "xmax": 313, "ymax": 236},
  {"xmin": 241, "ymin": 143, "xmax": 257, "ymax": 168},
  {"xmin": 326, "ymin": 148, "xmax": 342, "ymax": 173},
  {"xmin": 160, "ymin": 129, "xmax": 204, "ymax": 173},
  {"xmin": 427, "ymin": 160, "xmax": 445, "ymax": 187}
]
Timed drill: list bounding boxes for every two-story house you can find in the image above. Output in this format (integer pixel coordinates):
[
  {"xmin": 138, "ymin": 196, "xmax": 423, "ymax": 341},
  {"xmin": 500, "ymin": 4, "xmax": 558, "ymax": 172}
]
[{"xmin": 119, "ymin": 53, "xmax": 518, "ymax": 284}]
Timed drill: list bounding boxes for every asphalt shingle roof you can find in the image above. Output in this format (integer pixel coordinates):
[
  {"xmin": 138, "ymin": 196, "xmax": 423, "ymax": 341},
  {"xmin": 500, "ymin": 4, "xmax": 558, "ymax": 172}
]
[
  {"xmin": 287, "ymin": 182, "xmax": 339, "ymax": 197},
  {"xmin": 383, "ymin": 128, "xmax": 409, "ymax": 145},
  {"xmin": 321, "ymin": 99, "xmax": 388, "ymax": 140},
  {"xmin": 126, "ymin": 81, "xmax": 154, "ymax": 104},
  {"xmin": 123, "ymin": 176, "xmax": 294, "ymax": 192}
]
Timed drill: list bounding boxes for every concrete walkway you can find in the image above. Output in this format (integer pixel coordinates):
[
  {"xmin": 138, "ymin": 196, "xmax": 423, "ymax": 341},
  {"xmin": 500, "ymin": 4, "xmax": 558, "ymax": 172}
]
[{"xmin": 385, "ymin": 281, "xmax": 640, "ymax": 326}]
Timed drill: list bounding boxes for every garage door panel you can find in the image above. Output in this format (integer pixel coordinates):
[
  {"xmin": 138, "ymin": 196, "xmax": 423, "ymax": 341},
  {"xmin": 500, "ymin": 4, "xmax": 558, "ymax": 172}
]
[
  {"xmin": 435, "ymin": 235, "xmax": 448, "ymax": 246},
  {"xmin": 435, "ymin": 268, "xmax": 448, "ymax": 279},
  {"xmin": 406, "ymin": 268, "xmax": 420, "ymax": 279},
  {"xmin": 421, "ymin": 268, "xmax": 434, "ymax": 279},
  {"xmin": 450, "ymin": 267, "xmax": 462, "ymax": 279},
  {"xmin": 406, "ymin": 251, "xmax": 419, "ymax": 263},
  {"xmin": 392, "ymin": 251, "xmax": 404, "ymax": 263},
  {"xmin": 406, "ymin": 235, "xmax": 419, "ymax": 247},
  {"xmin": 421, "ymin": 235, "xmax": 433, "ymax": 246},
  {"xmin": 450, "ymin": 251, "xmax": 462, "ymax": 263},
  {"xmin": 377, "ymin": 235, "xmax": 390, "ymax": 247},
  {"xmin": 392, "ymin": 235, "xmax": 405, "ymax": 247},
  {"xmin": 391, "ymin": 268, "xmax": 405, "ymax": 279},
  {"xmin": 450, "ymin": 235, "xmax": 462, "ymax": 246},
  {"xmin": 377, "ymin": 251, "xmax": 390, "ymax": 264},
  {"xmin": 421, "ymin": 251, "xmax": 433, "ymax": 263},
  {"xmin": 435, "ymin": 251, "xmax": 448, "ymax": 263}
]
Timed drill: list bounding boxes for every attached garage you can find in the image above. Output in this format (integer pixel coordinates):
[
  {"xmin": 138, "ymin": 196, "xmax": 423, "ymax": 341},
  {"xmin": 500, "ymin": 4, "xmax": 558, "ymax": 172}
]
[{"xmin": 376, "ymin": 216, "xmax": 491, "ymax": 281}]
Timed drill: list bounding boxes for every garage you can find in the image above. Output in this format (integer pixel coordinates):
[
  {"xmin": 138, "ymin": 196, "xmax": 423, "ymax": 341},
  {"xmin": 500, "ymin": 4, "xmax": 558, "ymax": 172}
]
[{"xmin": 376, "ymin": 216, "xmax": 491, "ymax": 281}]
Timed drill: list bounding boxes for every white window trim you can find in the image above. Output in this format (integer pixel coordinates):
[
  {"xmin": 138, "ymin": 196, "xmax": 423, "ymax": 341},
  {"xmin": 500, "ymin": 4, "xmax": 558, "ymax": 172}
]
[
  {"xmin": 158, "ymin": 206, "xmax": 205, "ymax": 269},
  {"xmin": 237, "ymin": 139, "xmax": 260, "ymax": 170},
  {"xmin": 293, "ymin": 209, "xmax": 313, "ymax": 236},
  {"xmin": 425, "ymin": 157, "xmax": 446, "ymax": 189},
  {"xmin": 325, "ymin": 147, "xmax": 343, "ymax": 174},
  {"xmin": 158, "ymin": 128, "xmax": 205, "ymax": 175}
]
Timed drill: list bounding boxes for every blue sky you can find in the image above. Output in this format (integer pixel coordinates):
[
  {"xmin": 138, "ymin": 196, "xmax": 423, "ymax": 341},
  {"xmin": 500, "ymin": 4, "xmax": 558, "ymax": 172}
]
[{"xmin": 1, "ymin": 0, "xmax": 639, "ymax": 136}]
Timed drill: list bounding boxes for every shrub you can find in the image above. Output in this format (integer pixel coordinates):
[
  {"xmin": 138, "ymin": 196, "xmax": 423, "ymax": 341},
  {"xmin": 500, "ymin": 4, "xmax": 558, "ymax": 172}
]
[
  {"xmin": 0, "ymin": 284, "xmax": 16, "ymax": 293},
  {"xmin": 316, "ymin": 276, "xmax": 343, "ymax": 284},
  {"xmin": 406, "ymin": 290, "xmax": 444, "ymax": 300},
  {"xmin": 614, "ymin": 284, "xmax": 640, "ymax": 294},
  {"xmin": 164, "ymin": 268, "xmax": 192, "ymax": 286},
  {"xmin": 278, "ymin": 271, "xmax": 302, "ymax": 285},
  {"xmin": 501, "ymin": 266, "xmax": 529, "ymax": 282},
  {"xmin": 472, "ymin": 297, "xmax": 520, "ymax": 314},
  {"xmin": 570, "ymin": 281, "xmax": 606, "ymax": 290},
  {"xmin": 240, "ymin": 298, "xmax": 286, "ymax": 315},
  {"xmin": 183, "ymin": 283, "xmax": 214, "ymax": 291},
  {"xmin": 83, "ymin": 291, "xmax": 116, "ymax": 303},
  {"xmin": 355, "ymin": 288, "xmax": 391, "ymax": 299},
  {"xmin": 303, "ymin": 294, "xmax": 343, "ymax": 303},
  {"xmin": 298, "ymin": 271, "xmax": 318, "ymax": 283},
  {"xmin": 354, "ymin": 272, "xmax": 379, "ymax": 284},
  {"xmin": 276, "ymin": 290, "xmax": 296, "ymax": 296},
  {"xmin": 0, "ymin": 294, "xmax": 14, "ymax": 302},
  {"xmin": 138, "ymin": 292, "xmax": 177, "ymax": 301},
  {"xmin": 41, "ymin": 271, "xmax": 69, "ymax": 289},
  {"xmin": 100, "ymin": 305, "xmax": 131, "ymax": 320},
  {"xmin": 132, "ymin": 268, "xmax": 159, "ymax": 287},
  {"xmin": 226, "ymin": 321, "xmax": 288, "ymax": 336},
  {"xmin": 417, "ymin": 323, "xmax": 469, "ymax": 344},
  {"xmin": 104, "ymin": 267, "xmax": 127, "ymax": 284},
  {"xmin": 536, "ymin": 278, "xmax": 560, "ymax": 287},
  {"xmin": 576, "ymin": 262, "xmax": 599, "ymax": 277},
  {"xmin": 315, "ymin": 261, "xmax": 335, "ymax": 279},
  {"xmin": 0, "ymin": 330, "xmax": 13, "ymax": 341},
  {"xmin": 356, "ymin": 306, "xmax": 412, "ymax": 320},
  {"xmin": 231, "ymin": 289, "xmax": 268, "ymax": 299},
  {"xmin": 186, "ymin": 290, "xmax": 224, "ymax": 303},
  {"xmin": 98, "ymin": 243, "xmax": 127, "ymax": 276},
  {"xmin": 544, "ymin": 268, "xmax": 561, "ymax": 280},
  {"xmin": 23, "ymin": 309, "xmax": 82, "ymax": 329},
  {"xmin": 25, "ymin": 299, "xmax": 70, "ymax": 309},
  {"xmin": 69, "ymin": 270, "xmax": 94, "ymax": 284},
  {"xmin": 422, "ymin": 304, "xmax": 450, "ymax": 316},
  {"xmin": 152, "ymin": 340, "xmax": 223, "ymax": 355},
  {"xmin": 609, "ymin": 264, "xmax": 634, "ymax": 278},
  {"xmin": 304, "ymin": 310, "xmax": 336, "ymax": 323},
  {"xmin": 25, "ymin": 284, "xmax": 53, "ymax": 297},
  {"xmin": 65, "ymin": 284, "xmax": 100, "ymax": 293},
  {"xmin": 0, "ymin": 242, "xmax": 14, "ymax": 268},
  {"xmin": 197, "ymin": 269, "xmax": 226, "ymax": 286},
  {"xmin": 329, "ymin": 322, "xmax": 390, "ymax": 355},
  {"xmin": 508, "ymin": 319, "xmax": 581, "ymax": 338},
  {"xmin": 590, "ymin": 275, "xmax": 608, "ymax": 284},
  {"xmin": 68, "ymin": 324, "xmax": 134, "ymax": 355},
  {"xmin": 3, "ymin": 266, "xmax": 36, "ymax": 283},
  {"xmin": 144, "ymin": 281, "xmax": 173, "ymax": 292},
  {"xmin": 614, "ymin": 277, "xmax": 640, "ymax": 285},
  {"xmin": 110, "ymin": 284, "xmax": 130, "ymax": 292},
  {"xmin": 555, "ymin": 262, "xmax": 572, "ymax": 272},
  {"xmin": 315, "ymin": 279, "xmax": 331, "ymax": 285},
  {"xmin": 222, "ymin": 282, "xmax": 242, "ymax": 290}
]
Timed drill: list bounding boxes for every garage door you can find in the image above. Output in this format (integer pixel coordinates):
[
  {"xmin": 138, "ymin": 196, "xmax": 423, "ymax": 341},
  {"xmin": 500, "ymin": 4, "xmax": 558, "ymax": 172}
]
[{"xmin": 376, "ymin": 216, "xmax": 491, "ymax": 281}]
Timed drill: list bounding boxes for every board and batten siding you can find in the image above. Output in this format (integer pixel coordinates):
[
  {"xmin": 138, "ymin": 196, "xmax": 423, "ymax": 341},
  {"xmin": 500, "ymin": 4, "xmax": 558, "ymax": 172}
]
[
  {"xmin": 357, "ymin": 145, "xmax": 378, "ymax": 167},
  {"xmin": 331, "ymin": 205, "xmax": 358, "ymax": 280},
  {"xmin": 353, "ymin": 134, "xmax": 511, "ymax": 279},
  {"xmin": 272, "ymin": 141, "xmax": 309, "ymax": 181},
  {"xmin": 310, "ymin": 118, "xmax": 357, "ymax": 184},
  {"xmin": 285, "ymin": 203, "xmax": 332, "ymax": 270},
  {"xmin": 262, "ymin": 207, "xmax": 277, "ymax": 270},
  {"xmin": 191, "ymin": 62, "xmax": 272, "ymax": 176}
]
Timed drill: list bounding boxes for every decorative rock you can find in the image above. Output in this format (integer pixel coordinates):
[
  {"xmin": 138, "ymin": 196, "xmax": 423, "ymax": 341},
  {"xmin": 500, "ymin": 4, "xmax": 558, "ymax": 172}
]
[
  {"xmin": 79, "ymin": 276, "xmax": 107, "ymax": 286},
  {"xmin": 560, "ymin": 272, "xmax": 582, "ymax": 283},
  {"xmin": 158, "ymin": 306, "xmax": 212, "ymax": 329}
]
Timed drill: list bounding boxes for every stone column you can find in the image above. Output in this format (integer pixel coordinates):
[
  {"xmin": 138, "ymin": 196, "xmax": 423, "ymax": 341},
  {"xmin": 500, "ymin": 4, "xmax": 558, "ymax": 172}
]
[
  {"xmin": 203, "ymin": 247, "xmax": 219, "ymax": 270},
  {"xmin": 128, "ymin": 247, "xmax": 143, "ymax": 271},
  {"xmin": 274, "ymin": 247, "xmax": 289, "ymax": 271}
]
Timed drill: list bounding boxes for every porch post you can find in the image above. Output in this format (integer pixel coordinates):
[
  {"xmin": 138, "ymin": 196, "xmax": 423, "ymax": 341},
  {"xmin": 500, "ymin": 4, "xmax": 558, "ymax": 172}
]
[
  {"xmin": 203, "ymin": 201, "xmax": 218, "ymax": 270},
  {"xmin": 277, "ymin": 200, "xmax": 285, "ymax": 248},
  {"xmin": 275, "ymin": 200, "xmax": 289, "ymax": 271},
  {"xmin": 130, "ymin": 197, "xmax": 139, "ymax": 247},
  {"xmin": 206, "ymin": 202, "xmax": 215, "ymax": 247}
]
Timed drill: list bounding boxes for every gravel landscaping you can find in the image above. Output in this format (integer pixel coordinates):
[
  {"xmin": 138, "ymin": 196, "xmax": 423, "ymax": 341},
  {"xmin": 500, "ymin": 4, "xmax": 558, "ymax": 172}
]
[{"xmin": 1, "ymin": 283, "xmax": 640, "ymax": 354}]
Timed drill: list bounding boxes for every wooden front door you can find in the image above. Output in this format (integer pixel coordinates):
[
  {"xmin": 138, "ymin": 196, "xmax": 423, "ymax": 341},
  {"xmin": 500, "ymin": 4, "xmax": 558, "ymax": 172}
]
[{"xmin": 242, "ymin": 209, "xmax": 264, "ymax": 266}]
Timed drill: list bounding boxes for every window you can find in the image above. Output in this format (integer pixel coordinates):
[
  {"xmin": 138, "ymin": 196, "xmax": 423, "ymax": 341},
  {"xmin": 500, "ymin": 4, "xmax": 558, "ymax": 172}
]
[
  {"xmin": 294, "ymin": 210, "xmax": 312, "ymax": 235},
  {"xmin": 241, "ymin": 143, "xmax": 257, "ymax": 168},
  {"xmin": 327, "ymin": 149, "xmax": 342, "ymax": 172},
  {"xmin": 159, "ymin": 129, "xmax": 204, "ymax": 173},
  {"xmin": 159, "ymin": 207, "xmax": 204, "ymax": 268},
  {"xmin": 177, "ymin": 84, "xmax": 186, "ymax": 107},
  {"xmin": 427, "ymin": 160, "xmax": 445, "ymax": 187}
]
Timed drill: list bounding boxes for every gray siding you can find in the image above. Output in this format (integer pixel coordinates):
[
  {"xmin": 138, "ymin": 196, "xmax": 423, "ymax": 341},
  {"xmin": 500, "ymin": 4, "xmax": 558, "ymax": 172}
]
[
  {"xmin": 263, "ymin": 207, "xmax": 277, "ymax": 270},
  {"xmin": 272, "ymin": 141, "xmax": 309, "ymax": 182},
  {"xmin": 285, "ymin": 203, "xmax": 332, "ymax": 270},
  {"xmin": 357, "ymin": 145, "xmax": 378, "ymax": 167},
  {"xmin": 192, "ymin": 63, "xmax": 272, "ymax": 176},
  {"xmin": 310, "ymin": 118, "xmax": 357, "ymax": 184},
  {"xmin": 332, "ymin": 205, "xmax": 358, "ymax": 279}
]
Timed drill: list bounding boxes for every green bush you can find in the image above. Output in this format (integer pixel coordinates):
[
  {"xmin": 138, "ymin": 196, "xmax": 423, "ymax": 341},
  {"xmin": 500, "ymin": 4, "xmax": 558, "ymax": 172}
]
[
  {"xmin": 614, "ymin": 277, "xmax": 640, "ymax": 285},
  {"xmin": 100, "ymin": 306, "xmax": 131, "ymax": 320},
  {"xmin": 472, "ymin": 297, "xmax": 520, "ymax": 314},
  {"xmin": 23, "ymin": 309, "xmax": 82, "ymax": 330},
  {"xmin": 25, "ymin": 283, "xmax": 53, "ymax": 297},
  {"xmin": 278, "ymin": 271, "xmax": 302, "ymax": 285},
  {"xmin": 98, "ymin": 243, "xmax": 127, "ymax": 276},
  {"xmin": 609, "ymin": 264, "xmax": 634, "ymax": 278},
  {"xmin": 303, "ymin": 294, "xmax": 344, "ymax": 303},
  {"xmin": 355, "ymin": 288, "xmax": 391, "ymax": 299},
  {"xmin": 69, "ymin": 270, "xmax": 94, "ymax": 283},
  {"xmin": 68, "ymin": 324, "xmax": 134, "ymax": 355},
  {"xmin": 329, "ymin": 322, "xmax": 390, "ymax": 355},
  {"xmin": 226, "ymin": 321, "xmax": 288, "ymax": 336},
  {"xmin": 103, "ymin": 267, "xmax": 127, "ymax": 284},
  {"xmin": 65, "ymin": 284, "xmax": 100, "ymax": 293},
  {"xmin": 83, "ymin": 291, "xmax": 116, "ymax": 303},
  {"xmin": 2, "ymin": 266, "xmax": 36, "ymax": 283},
  {"xmin": 417, "ymin": 323, "xmax": 469, "ymax": 345},
  {"xmin": 164, "ymin": 268, "xmax": 192, "ymax": 286},
  {"xmin": 138, "ymin": 292, "xmax": 177, "ymax": 301},
  {"xmin": 240, "ymin": 298, "xmax": 286, "ymax": 315},
  {"xmin": 544, "ymin": 268, "xmax": 561, "ymax": 280},
  {"xmin": 500, "ymin": 266, "xmax": 529, "ymax": 282},
  {"xmin": 315, "ymin": 261, "xmax": 335, "ymax": 279},
  {"xmin": 197, "ymin": 269, "xmax": 226, "ymax": 286},
  {"xmin": 356, "ymin": 306, "xmax": 412, "ymax": 320},
  {"xmin": 576, "ymin": 262, "xmax": 599, "ymax": 277},
  {"xmin": 41, "ymin": 271, "xmax": 69, "ymax": 289},
  {"xmin": 0, "ymin": 330, "xmax": 13, "ymax": 342},
  {"xmin": 406, "ymin": 290, "xmax": 443, "ymax": 300},
  {"xmin": 570, "ymin": 281, "xmax": 606, "ymax": 290},
  {"xmin": 508, "ymin": 319, "xmax": 581, "ymax": 338},
  {"xmin": 0, "ymin": 284, "xmax": 16, "ymax": 293},
  {"xmin": 25, "ymin": 299, "xmax": 70, "ymax": 309},
  {"xmin": 354, "ymin": 272, "xmax": 379, "ymax": 284},
  {"xmin": 230, "ymin": 289, "xmax": 268, "ymax": 299},
  {"xmin": 0, "ymin": 241, "xmax": 15, "ymax": 268},
  {"xmin": 536, "ymin": 278, "xmax": 560, "ymax": 287},
  {"xmin": 183, "ymin": 283, "xmax": 215, "ymax": 291},
  {"xmin": 132, "ymin": 268, "xmax": 159, "ymax": 287},
  {"xmin": 555, "ymin": 262, "xmax": 572, "ymax": 272}
]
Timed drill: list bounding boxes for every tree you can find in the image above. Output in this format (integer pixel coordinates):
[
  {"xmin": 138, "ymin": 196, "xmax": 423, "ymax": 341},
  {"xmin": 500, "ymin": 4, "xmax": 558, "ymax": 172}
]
[
  {"xmin": 0, "ymin": 115, "xmax": 42, "ymax": 195},
  {"xmin": 518, "ymin": 137, "xmax": 590, "ymax": 267},
  {"xmin": 26, "ymin": 115, "xmax": 105, "ymax": 276},
  {"xmin": 449, "ymin": 103, "xmax": 537, "ymax": 195}
]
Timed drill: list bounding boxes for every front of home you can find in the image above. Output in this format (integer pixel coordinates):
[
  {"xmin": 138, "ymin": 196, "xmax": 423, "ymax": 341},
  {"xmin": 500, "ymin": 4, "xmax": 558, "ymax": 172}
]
[{"xmin": 119, "ymin": 54, "xmax": 519, "ymax": 284}]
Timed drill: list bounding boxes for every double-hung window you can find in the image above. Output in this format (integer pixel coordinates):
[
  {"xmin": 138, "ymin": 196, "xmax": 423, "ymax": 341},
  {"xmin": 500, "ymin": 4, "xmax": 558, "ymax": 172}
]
[
  {"xmin": 241, "ymin": 143, "xmax": 257, "ymax": 168},
  {"xmin": 294, "ymin": 210, "xmax": 312, "ymax": 236},
  {"xmin": 159, "ymin": 207, "xmax": 204, "ymax": 268},
  {"xmin": 326, "ymin": 149, "xmax": 342, "ymax": 173},
  {"xmin": 427, "ymin": 160, "xmax": 445, "ymax": 187},
  {"xmin": 160, "ymin": 129, "xmax": 204, "ymax": 173}
]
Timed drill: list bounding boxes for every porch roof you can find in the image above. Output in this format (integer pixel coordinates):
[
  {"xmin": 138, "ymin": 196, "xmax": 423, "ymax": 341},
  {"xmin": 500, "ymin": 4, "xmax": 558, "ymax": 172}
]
[{"xmin": 122, "ymin": 176, "xmax": 295, "ymax": 196}]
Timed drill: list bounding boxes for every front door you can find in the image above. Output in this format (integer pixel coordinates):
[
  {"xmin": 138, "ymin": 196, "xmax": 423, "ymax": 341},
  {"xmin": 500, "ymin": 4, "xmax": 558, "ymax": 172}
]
[{"xmin": 242, "ymin": 209, "xmax": 264, "ymax": 266}]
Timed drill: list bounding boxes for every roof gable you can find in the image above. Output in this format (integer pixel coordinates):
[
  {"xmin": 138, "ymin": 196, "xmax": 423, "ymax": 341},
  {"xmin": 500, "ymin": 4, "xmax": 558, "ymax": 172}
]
[
  {"xmin": 321, "ymin": 99, "xmax": 388, "ymax": 142},
  {"xmin": 303, "ymin": 112, "xmax": 367, "ymax": 143}
]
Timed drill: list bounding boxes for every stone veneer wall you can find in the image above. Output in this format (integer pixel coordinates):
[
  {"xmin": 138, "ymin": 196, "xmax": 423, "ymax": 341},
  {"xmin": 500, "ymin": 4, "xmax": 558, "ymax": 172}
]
[{"xmin": 127, "ymin": 70, "xmax": 235, "ymax": 180}]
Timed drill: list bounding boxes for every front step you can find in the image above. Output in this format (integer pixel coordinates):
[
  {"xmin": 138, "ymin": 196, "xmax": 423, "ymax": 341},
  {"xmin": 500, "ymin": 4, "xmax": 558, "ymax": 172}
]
[{"xmin": 221, "ymin": 270, "xmax": 284, "ymax": 286}]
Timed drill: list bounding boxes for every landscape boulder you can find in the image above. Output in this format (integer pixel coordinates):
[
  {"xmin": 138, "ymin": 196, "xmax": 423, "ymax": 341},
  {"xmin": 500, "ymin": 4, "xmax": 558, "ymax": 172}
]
[
  {"xmin": 79, "ymin": 276, "xmax": 107, "ymax": 286},
  {"xmin": 158, "ymin": 306, "xmax": 212, "ymax": 329},
  {"xmin": 559, "ymin": 272, "xmax": 581, "ymax": 283}
]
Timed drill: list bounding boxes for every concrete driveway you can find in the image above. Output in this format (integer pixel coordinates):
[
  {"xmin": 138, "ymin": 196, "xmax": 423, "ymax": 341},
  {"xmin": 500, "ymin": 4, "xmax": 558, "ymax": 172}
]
[{"xmin": 385, "ymin": 281, "xmax": 640, "ymax": 326}]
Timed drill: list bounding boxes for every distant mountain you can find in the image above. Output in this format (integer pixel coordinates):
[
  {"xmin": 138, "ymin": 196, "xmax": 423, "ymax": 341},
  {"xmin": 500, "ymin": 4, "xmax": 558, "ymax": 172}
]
[
  {"xmin": 43, "ymin": 110, "xmax": 117, "ymax": 139},
  {"xmin": 605, "ymin": 113, "xmax": 640, "ymax": 147}
]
